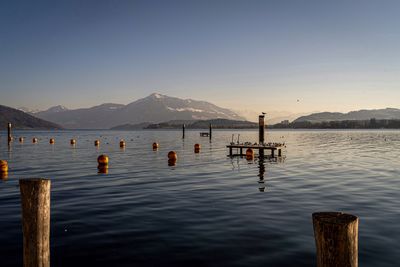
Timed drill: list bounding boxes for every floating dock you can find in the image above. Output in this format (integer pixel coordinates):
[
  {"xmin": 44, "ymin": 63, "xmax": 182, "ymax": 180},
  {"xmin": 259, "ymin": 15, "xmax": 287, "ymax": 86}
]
[
  {"xmin": 227, "ymin": 143, "xmax": 284, "ymax": 157},
  {"xmin": 227, "ymin": 114, "xmax": 285, "ymax": 158}
]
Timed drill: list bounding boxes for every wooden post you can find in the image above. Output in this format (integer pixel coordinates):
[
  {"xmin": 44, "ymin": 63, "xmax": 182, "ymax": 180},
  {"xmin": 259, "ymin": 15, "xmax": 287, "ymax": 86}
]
[
  {"xmin": 209, "ymin": 123, "xmax": 212, "ymax": 140},
  {"xmin": 8, "ymin": 122, "xmax": 12, "ymax": 142},
  {"xmin": 278, "ymin": 149, "xmax": 282, "ymax": 157},
  {"xmin": 19, "ymin": 179, "xmax": 51, "ymax": 267},
  {"xmin": 313, "ymin": 212, "xmax": 358, "ymax": 267},
  {"xmin": 229, "ymin": 147, "xmax": 232, "ymax": 156},
  {"xmin": 259, "ymin": 115, "xmax": 265, "ymax": 144},
  {"xmin": 240, "ymin": 148, "xmax": 243, "ymax": 156},
  {"xmin": 182, "ymin": 124, "xmax": 185, "ymax": 139}
]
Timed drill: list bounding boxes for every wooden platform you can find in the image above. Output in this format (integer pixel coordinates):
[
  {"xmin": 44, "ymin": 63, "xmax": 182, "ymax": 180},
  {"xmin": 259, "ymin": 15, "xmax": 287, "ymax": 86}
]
[
  {"xmin": 227, "ymin": 143, "xmax": 284, "ymax": 157},
  {"xmin": 200, "ymin": 132, "xmax": 210, "ymax": 137}
]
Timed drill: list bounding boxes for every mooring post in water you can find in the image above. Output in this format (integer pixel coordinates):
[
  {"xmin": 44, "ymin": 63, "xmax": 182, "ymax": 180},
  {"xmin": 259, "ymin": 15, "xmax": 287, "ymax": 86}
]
[
  {"xmin": 7, "ymin": 122, "xmax": 12, "ymax": 142},
  {"xmin": 312, "ymin": 212, "xmax": 358, "ymax": 267},
  {"xmin": 182, "ymin": 124, "xmax": 185, "ymax": 139},
  {"xmin": 19, "ymin": 179, "xmax": 51, "ymax": 267},
  {"xmin": 209, "ymin": 123, "xmax": 212, "ymax": 140}
]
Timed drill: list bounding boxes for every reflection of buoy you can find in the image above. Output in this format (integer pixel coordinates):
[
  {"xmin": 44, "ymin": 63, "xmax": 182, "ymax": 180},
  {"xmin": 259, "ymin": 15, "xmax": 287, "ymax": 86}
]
[
  {"xmin": 19, "ymin": 137, "xmax": 24, "ymax": 143},
  {"xmin": 194, "ymin": 143, "xmax": 201, "ymax": 153},
  {"xmin": 168, "ymin": 159, "xmax": 177, "ymax": 166},
  {"xmin": 98, "ymin": 166, "xmax": 108, "ymax": 174},
  {"xmin": 168, "ymin": 151, "xmax": 177, "ymax": 161},
  {"xmin": 246, "ymin": 148, "xmax": 254, "ymax": 160},
  {"xmin": 94, "ymin": 140, "xmax": 100, "ymax": 146},
  {"xmin": 97, "ymin": 155, "xmax": 109, "ymax": 166},
  {"xmin": 0, "ymin": 160, "xmax": 8, "ymax": 172},
  {"xmin": 119, "ymin": 140, "xmax": 126, "ymax": 148},
  {"xmin": 70, "ymin": 139, "xmax": 76, "ymax": 145},
  {"xmin": 0, "ymin": 171, "xmax": 8, "ymax": 180},
  {"xmin": 49, "ymin": 138, "xmax": 55, "ymax": 144},
  {"xmin": 152, "ymin": 142, "xmax": 159, "ymax": 150},
  {"xmin": 33, "ymin": 138, "xmax": 38, "ymax": 143}
]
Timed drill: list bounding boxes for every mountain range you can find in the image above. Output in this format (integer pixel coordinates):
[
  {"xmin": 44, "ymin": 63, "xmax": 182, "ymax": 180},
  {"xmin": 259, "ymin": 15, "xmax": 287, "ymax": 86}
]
[
  {"xmin": 0, "ymin": 105, "xmax": 62, "ymax": 130},
  {"xmin": 34, "ymin": 93, "xmax": 245, "ymax": 129},
  {"xmin": 294, "ymin": 108, "xmax": 400, "ymax": 123}
]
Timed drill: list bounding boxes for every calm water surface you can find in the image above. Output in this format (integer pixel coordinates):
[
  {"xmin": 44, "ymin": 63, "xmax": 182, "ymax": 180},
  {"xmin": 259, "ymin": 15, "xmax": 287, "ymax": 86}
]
[{"xmin": 0, "ymin": 130, "xmax": 399, "ymax": 266}]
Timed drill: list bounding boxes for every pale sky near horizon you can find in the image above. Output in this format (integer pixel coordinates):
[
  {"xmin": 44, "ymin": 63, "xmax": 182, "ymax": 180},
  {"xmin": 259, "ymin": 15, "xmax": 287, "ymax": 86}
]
[{"xmin": 1, "ymin": 0, "xmax": 400, "ymax": 114}]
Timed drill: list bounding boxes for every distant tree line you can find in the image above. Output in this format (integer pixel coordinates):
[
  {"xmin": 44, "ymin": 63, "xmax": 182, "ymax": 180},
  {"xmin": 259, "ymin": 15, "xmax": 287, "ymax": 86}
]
[{"xmin": 270, "ymin": 119, "xmax": 400, "ymax": 129}]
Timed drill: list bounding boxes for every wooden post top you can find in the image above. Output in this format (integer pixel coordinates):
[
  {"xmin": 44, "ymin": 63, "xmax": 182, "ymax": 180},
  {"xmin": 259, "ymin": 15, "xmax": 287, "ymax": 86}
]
[
  {"xmin": 19, "ymin": 178, "xmax": 51, "ymax": 185},
  {"xmin": 313, "ymin": 212, "xmax": 358, "ymax": 225}
]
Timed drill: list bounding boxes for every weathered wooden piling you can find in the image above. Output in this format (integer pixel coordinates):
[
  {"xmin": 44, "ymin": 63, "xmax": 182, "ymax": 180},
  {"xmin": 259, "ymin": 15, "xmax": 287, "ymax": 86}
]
[
  {"xmin": 19, "ymin": 178, "xmax": 51, "ymax": 267},
  {"xmin": 8, "ymin": 122, "xmax": 12, "ymax": 142},
  {"xmin": 312, "ymin": 212, "xmax": 358, "ymax": 267},
  {"xmin": 182, "ymin": 124, "xmax": 185, "ymax": 139},
  {"xmin": 209, "ymin": 123, "xmax": 212, "ymax": 140}
]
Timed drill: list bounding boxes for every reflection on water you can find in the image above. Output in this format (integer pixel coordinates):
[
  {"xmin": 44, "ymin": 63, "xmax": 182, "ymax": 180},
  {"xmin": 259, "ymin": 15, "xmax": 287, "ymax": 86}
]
[{"xmin": 0, "ymin": 130, "xmax": 400, "ymax": 267}]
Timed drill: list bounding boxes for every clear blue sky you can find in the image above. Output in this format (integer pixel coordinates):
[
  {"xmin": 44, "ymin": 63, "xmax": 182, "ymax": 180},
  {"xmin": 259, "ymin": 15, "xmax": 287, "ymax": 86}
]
[{"xmin": 1, "ymin": 0, "xmax": 399, "ymax": 113}]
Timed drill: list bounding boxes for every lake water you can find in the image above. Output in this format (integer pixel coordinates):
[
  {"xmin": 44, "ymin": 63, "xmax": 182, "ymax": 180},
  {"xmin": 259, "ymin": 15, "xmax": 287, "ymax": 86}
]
[{"xmin": 0, "ymin": 130, "xmax": 399, "ymax": 266}]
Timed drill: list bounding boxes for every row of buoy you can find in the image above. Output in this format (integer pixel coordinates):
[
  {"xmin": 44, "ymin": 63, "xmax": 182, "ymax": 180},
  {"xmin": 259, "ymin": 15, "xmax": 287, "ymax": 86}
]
[{"xmin": 11, "ymin": 138, "xmax": 203, "ymax": 153}]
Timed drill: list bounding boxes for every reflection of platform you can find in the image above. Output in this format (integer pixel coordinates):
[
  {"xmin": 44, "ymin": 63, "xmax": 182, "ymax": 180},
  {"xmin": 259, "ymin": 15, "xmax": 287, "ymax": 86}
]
[{"xmin": 227, "ymin": 143, "xmax": 284, "ymax": 157}]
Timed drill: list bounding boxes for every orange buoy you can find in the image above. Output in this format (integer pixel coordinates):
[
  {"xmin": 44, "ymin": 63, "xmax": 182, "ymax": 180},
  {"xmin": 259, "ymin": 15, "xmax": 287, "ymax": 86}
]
[
  {"xmin": 152, "ymin": 142, "xmax": 159, "ymax": 150},
  {"xmin": 70, "ymin": 139, "xmax": 76, "ymax": 145},
  {"xmin": 168, "ymin": 151, "xmax": 177, "ymax": 161},
  {"xmin": 32, "ymin": 137, "xmax": 38, "ymax": 143},
  {"xmin": 94, "ymin": 140, "xmax": 100, "ymax": 146},
  {"xmin": 246, "ymin": 148, "xmax": 254, "ymax": 160},
  {"xmin": 119, "ymin": 140, "xmax": 126, "ymax": 148},
  {"xmin": 19, "ymin": 137, "xmax": 24, "ymax": 143},
  {"xmin": 0, "ymin": 160, "xmax": 8, "ymax": 172},
  {"xmin": 49, "ymin": 138, "xmax": 55, "ymax": 144},
  {"xmin": 97, "ymin": 154, "xmax": 109, "ymax": 166}
]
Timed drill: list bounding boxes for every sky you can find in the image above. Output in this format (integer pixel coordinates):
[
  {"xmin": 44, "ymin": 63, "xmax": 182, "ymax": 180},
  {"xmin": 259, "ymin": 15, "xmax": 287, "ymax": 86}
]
[{"xmin": 1, "ymin": 0, "xmax": 400, "ymax": 114}]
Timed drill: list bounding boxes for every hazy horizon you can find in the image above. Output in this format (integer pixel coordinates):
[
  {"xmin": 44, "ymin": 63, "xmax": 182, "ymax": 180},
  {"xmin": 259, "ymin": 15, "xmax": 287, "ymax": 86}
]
[{"xmin": 1, "ymin": 0, "xmax": 400, "ymax": 114}]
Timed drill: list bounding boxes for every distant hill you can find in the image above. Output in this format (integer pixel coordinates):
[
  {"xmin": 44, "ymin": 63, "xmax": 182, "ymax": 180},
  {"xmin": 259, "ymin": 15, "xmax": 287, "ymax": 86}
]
[
  {"xmin": 110, "ymin": 122, "xmax": 152, "ymax": 130},
  {"xmin": 0, "ymin": 104, "xmax": 62, "ymax": 130},
  {"xmin": 293, "ymin": 108, "xmax": 400, "ymax": 123},
  {"xmin": 34, "ymin": 93, "xmax": 245, "ymax": 129},
  {"xmin": 145, "ymin": 119, "xmax": 257, "ymax": 129}
]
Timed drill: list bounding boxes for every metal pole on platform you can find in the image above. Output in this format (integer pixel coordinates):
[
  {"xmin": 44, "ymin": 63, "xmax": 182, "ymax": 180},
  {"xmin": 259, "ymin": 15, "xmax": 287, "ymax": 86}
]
[
  {"xmin": 7, "ymin": 122, "xmax": 12, "ymax": 143},
  {"xmin": 259, "ymin": 114, "xmax": 265, "ymax": 144}
]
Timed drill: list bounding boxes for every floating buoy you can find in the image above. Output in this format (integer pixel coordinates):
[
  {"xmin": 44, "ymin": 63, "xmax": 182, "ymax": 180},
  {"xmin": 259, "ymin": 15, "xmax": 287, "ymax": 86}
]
[
  {"xmin": 194, "ymin": 143, "xmax": 201, "ymax": 153},
  {"xmin": 0, "ymin": 160, "xmax": 8, "ymax": 172},
  {"xmin": 119, "ymin": 140, "xmax": 126, "ymax": 148},
  {"xmin": 70, "ymin": 139, "xmax": 76, "ymax": 145},
  {"xmin": 19, "ymin": 137, "xmax": 24, "ymax": 143},
  {"xmin": 246, "ymin": 148, "xmax": 254, "ymax": 160},
  {"xmin": 152, "ymin": 142, "xmax": 159, "ymax": 150},
  {"xmin": 49, "ymin": 138, "xmax": 55, "ymax": 144},
  {"xmin": 97, "ymin": 154, "xmax": 109, "ymax": 166},
  {"xmin": 168, "ymin": 151, "xmax": 177, "ymax": 161},
  {"xmin": 94, "ymin": 140, "xmax": 100, "ymax": 146},
  {"xmin": 33, "ymin": 137, "xmax": 38, "ymax": 143}
]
